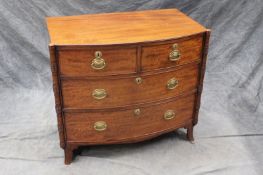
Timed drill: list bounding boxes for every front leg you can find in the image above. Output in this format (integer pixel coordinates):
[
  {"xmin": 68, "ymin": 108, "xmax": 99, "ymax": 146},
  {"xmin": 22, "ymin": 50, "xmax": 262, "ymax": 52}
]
[
  {"xmin": 186, "ymin": 123, "xmax": 194, "ymax": 143},
  {"xmin": 64, "ymin": 144, "xmax": 78, "ymax": 165}
]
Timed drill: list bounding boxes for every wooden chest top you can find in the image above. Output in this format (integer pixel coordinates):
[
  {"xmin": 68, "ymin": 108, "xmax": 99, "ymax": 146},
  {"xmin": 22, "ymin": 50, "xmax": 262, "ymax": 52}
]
[{"xmin": 46, "ymin": 9, "xmax": 206, "ymax": 45}]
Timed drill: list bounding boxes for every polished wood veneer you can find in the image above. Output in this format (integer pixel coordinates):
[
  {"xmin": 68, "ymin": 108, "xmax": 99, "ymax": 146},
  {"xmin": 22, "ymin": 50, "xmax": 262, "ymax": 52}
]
[
  {"xmin": 62, "ymin": 64, "xmax": 199, "ymax": 109},
  {"xmin": 46, "ymin": 9, "xmax": 206, "ymax": 45},
  {"xmin": 141, "ymin": 35, "xmax": 203, "ymax": 71},
  {"xmin": 58, "ymin": 46, "xmax": 137, "ymax": 76},
  {"xmin": 46, "ymin": 9, "xmax": 210, "ymax": 164},
  {"xmin": 65, "ymin": 94, "xmax": 195, "ymax": 143}
]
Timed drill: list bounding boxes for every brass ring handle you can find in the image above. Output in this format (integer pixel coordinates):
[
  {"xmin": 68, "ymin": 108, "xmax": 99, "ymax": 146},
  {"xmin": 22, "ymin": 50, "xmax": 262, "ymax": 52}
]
[
  {"xmin": 135, "ymin": 77, "xmax": 142, "ymax": 84},
  {"xmin": 167, "ymin": 78, "xmax": 179, "ymax": 90},
  {"xmin": 91, "ymin": 51, "xmax": 106, "ymax": 70},
  {"xmin": 94, "ymin": 121, "xmax": 107, "ymax": 131},
  {"xmin": 92, "ymin": 89, "xmax": 107, "ymax": 100},
  {"xmin": 169, "ymin": 44, "xmax": 181, "ymax": 61},
  {"xmin": 164, "ymin": 110, "xmax": 176, "ymax": 120},
  {"xmin": 134, "ymin": 108, "xmax": 141, "ymax": 116}
]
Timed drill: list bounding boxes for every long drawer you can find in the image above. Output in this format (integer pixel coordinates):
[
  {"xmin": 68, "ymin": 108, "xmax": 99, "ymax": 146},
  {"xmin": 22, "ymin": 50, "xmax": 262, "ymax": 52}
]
[
  {"xmin": 61, "ymin": 63, "xmax": 199, "ymax": 109},
  {"xmin": 65, "ymin": 94, "xmax": 196, "ymax": 143}
]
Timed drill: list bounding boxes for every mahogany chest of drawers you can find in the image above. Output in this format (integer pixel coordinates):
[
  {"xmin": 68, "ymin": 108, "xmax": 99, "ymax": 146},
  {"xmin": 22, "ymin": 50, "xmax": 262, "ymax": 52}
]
[{"xmin": 46, "ymin": 9, "xmax": 210, "ymax": 164}]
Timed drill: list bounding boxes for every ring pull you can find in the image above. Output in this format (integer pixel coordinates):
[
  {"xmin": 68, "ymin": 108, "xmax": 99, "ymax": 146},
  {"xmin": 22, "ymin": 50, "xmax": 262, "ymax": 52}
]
[
  {"xmin": 91, "ymin": 51, "xmax": 106, "ymax": 70},
  {"xmin": 169, "ymin": 44, "xmax": 181, "ymax": 62},
  {"xmin": 92, "ymin": 89, "xmax": 107, "ymax": 100},
  {"xmin": 167, "ymin": 78, "xmax": 179, "ymax": 90},
  {"xmin": 94, "ymin": 121, "xmax": 107, "ymax": 131},
  {"xmin": 164, "ymin": 110, "xmax": 176, "ymax": 120}
]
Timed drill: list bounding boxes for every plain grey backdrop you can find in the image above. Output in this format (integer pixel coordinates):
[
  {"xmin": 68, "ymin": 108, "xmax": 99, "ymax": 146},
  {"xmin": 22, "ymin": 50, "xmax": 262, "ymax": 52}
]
[{"xmin": 0, "ymin": 0, "xmax": 263, "ymax": 174}]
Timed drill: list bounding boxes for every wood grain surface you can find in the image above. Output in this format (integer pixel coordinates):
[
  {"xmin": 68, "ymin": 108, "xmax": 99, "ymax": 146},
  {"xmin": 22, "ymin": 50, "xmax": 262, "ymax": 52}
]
[
  {"xmin": 46, "ymin": 9, "xmax": 210, "ymax": 164},
  {"xmin": 61, "ymin": 63, "xmax": 199, "ymax": 109},
  {"xmin": 49, "ymin": 45, "xmax": 65, "ymax": 149},
  {"xmin": 58, "ymin": 46, "xmax": 137, "ymax": 76},
  {"xmin": 46, "ymin": 9, "xmax": 206, "ymax": 45},
  {"xmin": 141, "ymin": 34, "xmax": 203, "ymax": 71},
  {"xmin": 65, "ymin": 94, "xmax": 195, "ymax": 143}
]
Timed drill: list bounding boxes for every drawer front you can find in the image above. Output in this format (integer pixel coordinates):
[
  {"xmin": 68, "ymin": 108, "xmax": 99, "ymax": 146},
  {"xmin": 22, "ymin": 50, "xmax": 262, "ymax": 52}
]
[
  {"xmin": 58, "ymin": 47, "xmax": 137, "ymax": 76},
  {"xmin": 62, "ymin": 64, "xmax": 199, "ymax": 109},
  {"xmin": 65, "ymin": 94, "xmax": 195, "ymax": 143},
  {"xmin": 141, "ymin": 35, "xmax": 203, "ymax": 71}
]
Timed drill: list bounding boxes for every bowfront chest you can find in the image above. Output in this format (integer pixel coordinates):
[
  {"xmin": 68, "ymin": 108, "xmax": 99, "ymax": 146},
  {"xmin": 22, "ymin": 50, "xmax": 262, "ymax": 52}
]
[{"xmin": 46, "ymin": 9, "xmax": 210, "ymax": 164}]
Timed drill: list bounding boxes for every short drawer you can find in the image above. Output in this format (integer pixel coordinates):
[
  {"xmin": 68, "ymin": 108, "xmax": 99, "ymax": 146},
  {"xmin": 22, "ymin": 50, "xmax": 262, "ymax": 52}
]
[
  {"xmin": 62, "ymin": 63, "xmax": 199, "ymax": 109},
  {"xmin": 58, "ymin": 46, "xmax": 137, "ymax": 76},
  {"xmin": 141, "ymin": 35, "xmax": 203, "ymax": 71},
  {"xmin": 65, "ymin": 94, "xmax": 195, "ymax": 143}
]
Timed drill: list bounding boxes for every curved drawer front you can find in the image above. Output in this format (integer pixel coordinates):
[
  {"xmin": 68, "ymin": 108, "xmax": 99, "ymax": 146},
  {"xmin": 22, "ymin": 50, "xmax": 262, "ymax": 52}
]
[
  {"xmin": 58, "ymin": 46, "xmax": 137, "ymax": 76},
  {"xmin": 65, "ymin": 94, "xmax": 195, "ymax": 143},
  {"xmin": 62, "ymin": 64, "xmax": 199, "ymax": 109},
  {"xmin": 141, "ymin": 35, "xmax": 203, "ymax": 71}
]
